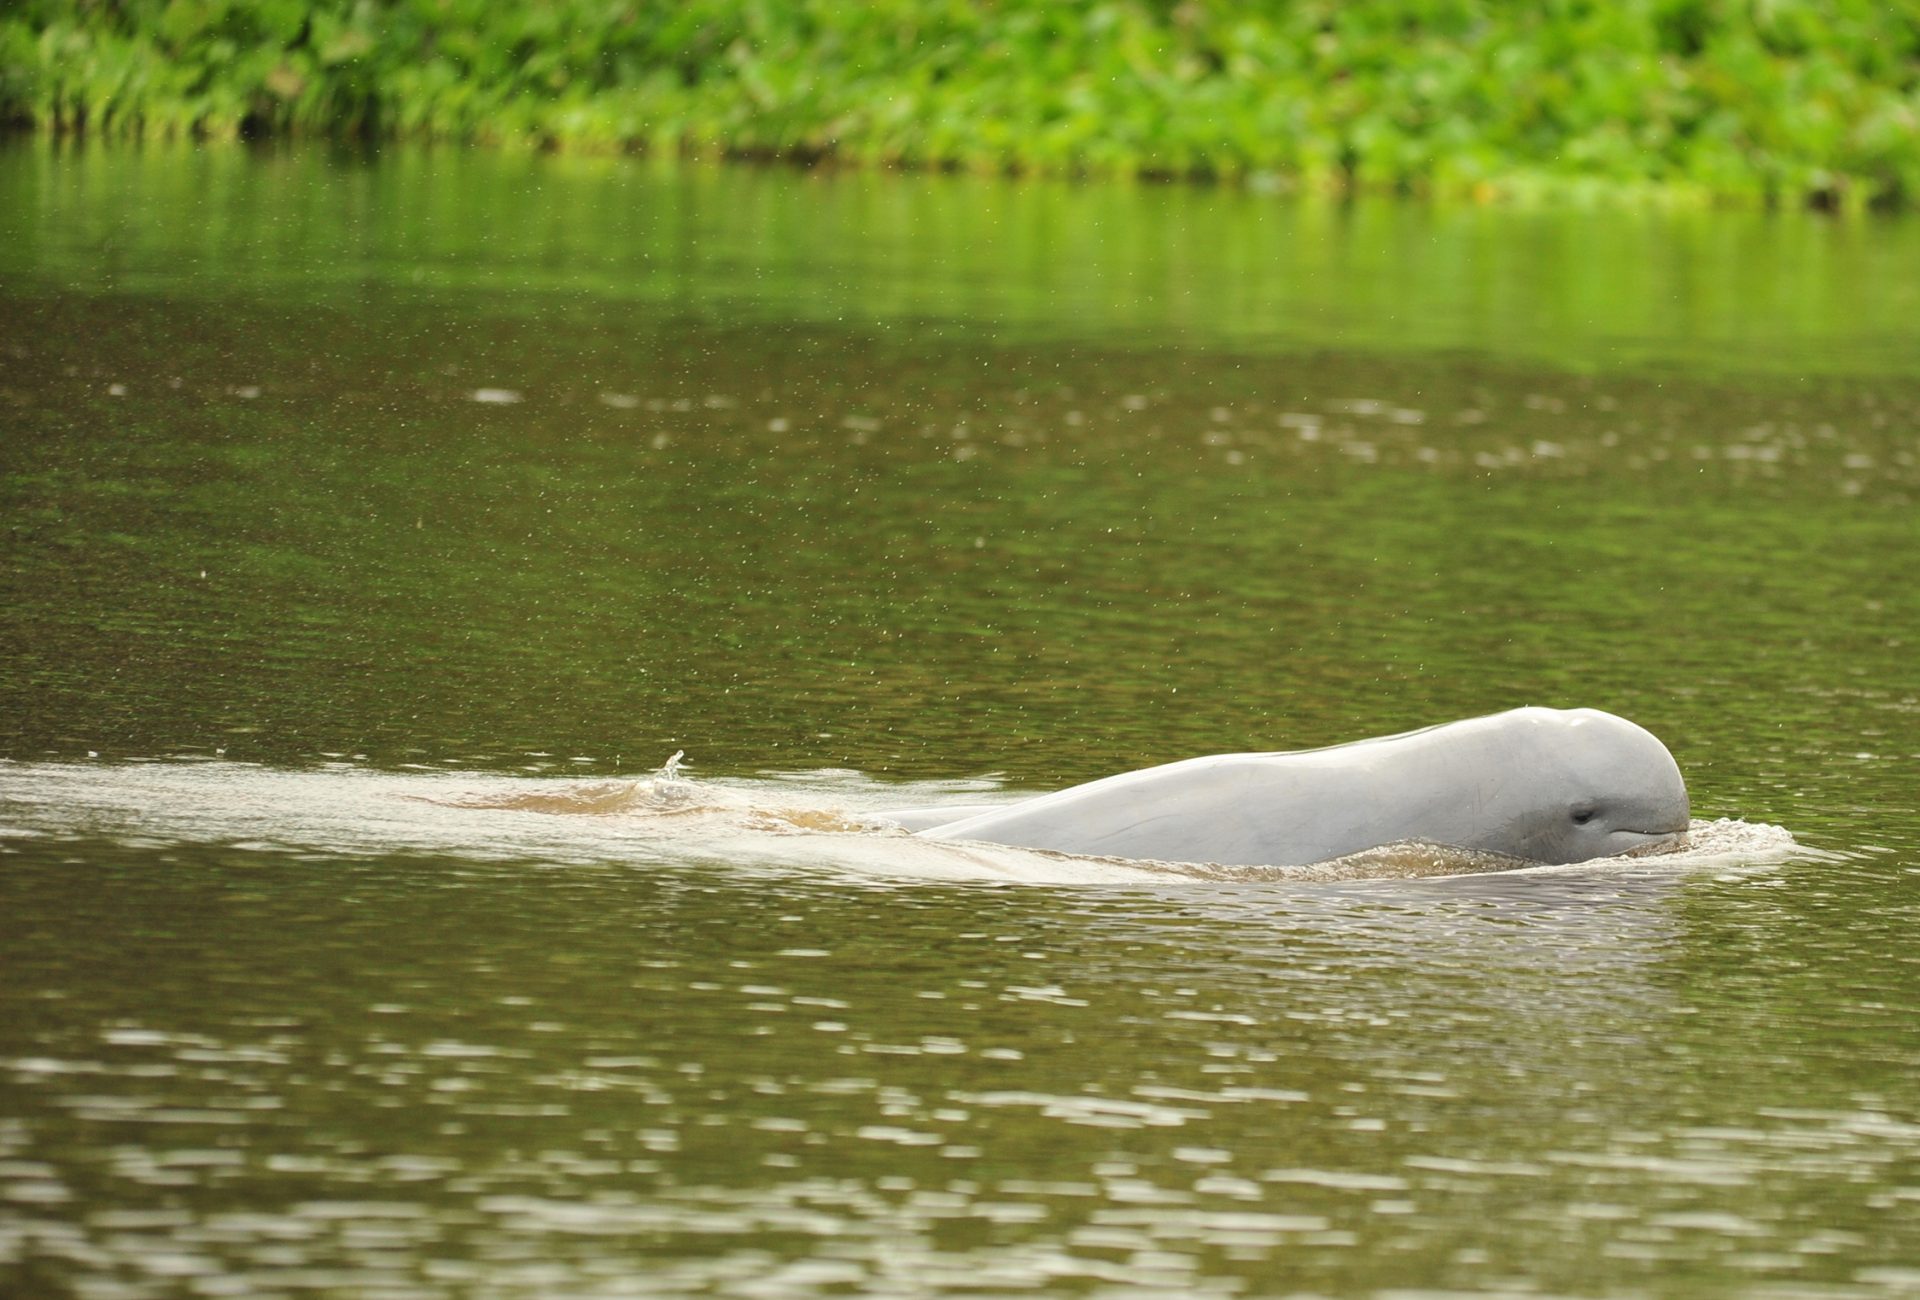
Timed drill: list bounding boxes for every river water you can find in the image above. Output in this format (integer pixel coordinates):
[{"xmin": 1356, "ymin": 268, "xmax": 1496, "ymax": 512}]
[{"xmin": 2, "ymin": 142, "xmax": 1918, "ymax": 1297}]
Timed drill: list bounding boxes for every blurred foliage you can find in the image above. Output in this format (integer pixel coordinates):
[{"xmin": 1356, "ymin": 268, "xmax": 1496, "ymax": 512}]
[{"xmin": 4, "ymin": 0, "xmax": 1919, "ymax": 208}]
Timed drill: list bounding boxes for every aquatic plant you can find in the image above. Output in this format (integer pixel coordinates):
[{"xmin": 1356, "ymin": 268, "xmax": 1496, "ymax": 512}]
[{"xmin": 5, "ymin": 1, "xmax": 1919, "ymax": 209}]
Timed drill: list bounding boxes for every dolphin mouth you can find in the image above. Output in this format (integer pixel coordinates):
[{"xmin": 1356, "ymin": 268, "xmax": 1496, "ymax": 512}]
[{"xmin": 1614, "ymin": 827, "xmax": 1690, "ymax": 857}]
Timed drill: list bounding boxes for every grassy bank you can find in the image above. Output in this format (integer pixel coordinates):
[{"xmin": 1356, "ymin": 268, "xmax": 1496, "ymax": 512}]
[{"xmin": 6, "ymin": 1, "xmax": 1920, "ymax": 209}]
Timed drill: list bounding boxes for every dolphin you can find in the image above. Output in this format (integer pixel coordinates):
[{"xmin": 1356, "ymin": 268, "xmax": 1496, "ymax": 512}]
[{"xmin": 887, "ymin": 708, "xmax": 1690, "ymax": 868}]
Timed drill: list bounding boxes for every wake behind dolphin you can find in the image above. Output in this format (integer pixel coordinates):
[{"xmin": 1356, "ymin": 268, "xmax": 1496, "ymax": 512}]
[{"xmin": 890, "ymin": 708, "xmax": 1691, "ymax": 869}]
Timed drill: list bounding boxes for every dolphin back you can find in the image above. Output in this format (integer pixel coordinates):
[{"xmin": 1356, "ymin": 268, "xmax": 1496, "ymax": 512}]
[
  {"xmin": 916, "ymin": 744, "xmax": 1421, "ymax": 867},
  {"xmin": 912, "ymin": 708, "xmax": 1684, "ymax": 869}
]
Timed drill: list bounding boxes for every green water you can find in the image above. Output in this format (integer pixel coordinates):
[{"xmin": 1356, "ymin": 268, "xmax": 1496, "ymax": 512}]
[{"xmin": 3, "ymin": 141, "xmax": 1919, "ymax": 1297}]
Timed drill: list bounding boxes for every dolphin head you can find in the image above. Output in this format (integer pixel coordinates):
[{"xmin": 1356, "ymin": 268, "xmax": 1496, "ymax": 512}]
[{"xmin": 1488, "ymin": 708, "xmax": 1690, "ymax": 864}]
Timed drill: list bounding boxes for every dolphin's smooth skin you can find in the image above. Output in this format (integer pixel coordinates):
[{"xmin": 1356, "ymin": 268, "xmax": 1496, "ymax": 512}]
[
  {"xmin": 899, "ymin": 707, "xmax": 1690, "ymax": 868},
  {"xmin": 884, "ymin": 804, "xmax": 1009, "ymax": 833}
]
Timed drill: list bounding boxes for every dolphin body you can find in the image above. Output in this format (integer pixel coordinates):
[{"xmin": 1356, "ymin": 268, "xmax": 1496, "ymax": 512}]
[{"xmin": 890, "ymin": 708, "xmax": 1690, "ymax": 868}]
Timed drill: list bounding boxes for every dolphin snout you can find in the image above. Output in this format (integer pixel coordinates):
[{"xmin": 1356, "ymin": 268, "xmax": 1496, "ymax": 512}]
[{"xmin": 1615, "ymin": 828, "xmax": 1689, "ymax": 857}]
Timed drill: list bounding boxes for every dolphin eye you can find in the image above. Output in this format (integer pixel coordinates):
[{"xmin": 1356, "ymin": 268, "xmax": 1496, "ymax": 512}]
[{"xmin": 1571, "ymin": 806, "xmax": 1597, "ymax": 826}]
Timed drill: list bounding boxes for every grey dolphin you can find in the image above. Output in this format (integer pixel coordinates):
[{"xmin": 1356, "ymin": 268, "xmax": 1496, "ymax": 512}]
[{"xmin": 896, "ymin": 707, "xmax": 1689, "ymax": 868}]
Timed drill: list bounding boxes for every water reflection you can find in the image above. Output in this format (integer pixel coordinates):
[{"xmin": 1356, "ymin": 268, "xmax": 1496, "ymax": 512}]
[
  {"xmin": 0, "ymin": 817, "xmax": 1913, "ymax": 1297},
  {"xmin": 7, "ymin": 141, "xmax": 1920, "ymax": 376}
]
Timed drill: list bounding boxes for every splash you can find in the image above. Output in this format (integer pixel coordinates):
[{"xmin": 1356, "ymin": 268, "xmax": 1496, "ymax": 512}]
[
  {"xmin": 416, "ymin": 750, "xmax": 701, "ymax": 817},
  {"xmin": 1645, "ymin": 816, "xmax": 1820, "ymax": 863},
  {"xmin": 413, "ymin": 754, "xmax": 870, "ymax": 834}
]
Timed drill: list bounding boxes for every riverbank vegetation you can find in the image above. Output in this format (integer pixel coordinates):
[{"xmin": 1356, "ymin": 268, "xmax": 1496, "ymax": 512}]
[{"xmin": 6, "ymin": 1, "xmax": 1919, "ymax": 209}]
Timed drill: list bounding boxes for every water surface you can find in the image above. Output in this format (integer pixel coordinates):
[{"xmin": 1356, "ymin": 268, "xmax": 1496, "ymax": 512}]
[{"xmin": 3, "ymin": 141, "xmax": 1919, "ymax": 1298}]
